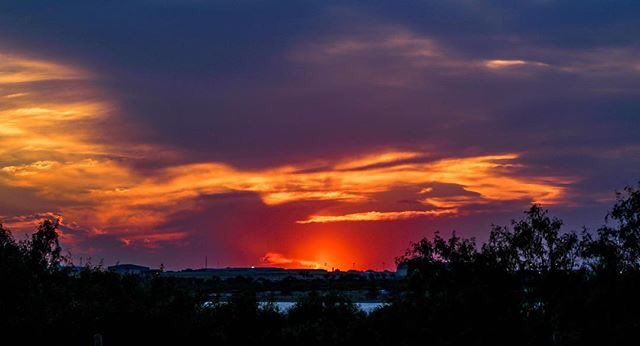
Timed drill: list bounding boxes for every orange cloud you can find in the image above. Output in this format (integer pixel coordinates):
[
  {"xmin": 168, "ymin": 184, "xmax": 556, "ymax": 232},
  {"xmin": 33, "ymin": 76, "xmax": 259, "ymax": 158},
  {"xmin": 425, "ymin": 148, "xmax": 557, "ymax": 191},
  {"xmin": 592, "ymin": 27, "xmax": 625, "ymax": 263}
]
[
  {"xmin": 0, "ymin": 51, "xmax": 162, "ymax": 244},
  {"xmin": 261, "ymin": 252, "xmax": 324, "ymax": 269},
  {"xmin": 334, "ymin": 150, "xmax": 421, "ymax": 170},
  {"xmin": 1, "ymin": 151, "xmax": 571, "ymax": 235},
  {"xmin": 297, "ymin": 209, "xmax": 458, "ymax": 224},
  {"xmin": 0, "ymin": 212, "xmax": 62, "ymax": 231},
  {"xmin": 89, "ymin": 152, "xmax": 568, "ymax": 211},
  {"xmin": 420, "ymin": 196, "xmax": 479, "ymax": 209},
  {"xmin": 484, "ymin": 59, "xmax": 549, "ymax": 69},
  {"xmin": 0, "ymin": 50, "xmax": 573, "ymax": 251},
  {"xmin": 0, "ymin": 52, "xmax": 114, "ymax": 167},
  {"xmin": 0, "ymin": 53, "xmax": 88, "ymax": 84}
]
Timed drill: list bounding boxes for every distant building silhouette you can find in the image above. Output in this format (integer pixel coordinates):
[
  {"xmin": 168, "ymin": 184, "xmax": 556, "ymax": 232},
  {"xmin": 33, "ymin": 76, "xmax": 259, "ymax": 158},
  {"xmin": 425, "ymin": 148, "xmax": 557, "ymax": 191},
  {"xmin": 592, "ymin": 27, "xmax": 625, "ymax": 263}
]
[{"xmin": 108, "ymin": 263, "xmax": 151, "ymax": 275}]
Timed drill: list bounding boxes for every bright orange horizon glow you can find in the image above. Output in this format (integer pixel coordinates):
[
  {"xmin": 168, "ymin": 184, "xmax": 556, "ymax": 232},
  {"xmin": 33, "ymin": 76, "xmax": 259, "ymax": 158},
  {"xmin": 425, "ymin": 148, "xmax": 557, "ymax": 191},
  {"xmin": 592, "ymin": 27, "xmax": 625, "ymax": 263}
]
[
  {"xmin": 261, "ymin": 233, "xmax": 361, "ymax": 271},
  {"xmin": 261, "ymin": 252, "xmax": 325, "ymax": 269}
]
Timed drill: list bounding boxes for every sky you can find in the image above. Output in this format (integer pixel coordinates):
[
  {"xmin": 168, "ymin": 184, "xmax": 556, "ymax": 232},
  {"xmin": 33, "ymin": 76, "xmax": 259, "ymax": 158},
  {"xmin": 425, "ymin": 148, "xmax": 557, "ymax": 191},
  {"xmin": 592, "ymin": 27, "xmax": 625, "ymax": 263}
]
[{"xmin": 0, "ymin": 0, "xmax": 639, "ymax": 270}]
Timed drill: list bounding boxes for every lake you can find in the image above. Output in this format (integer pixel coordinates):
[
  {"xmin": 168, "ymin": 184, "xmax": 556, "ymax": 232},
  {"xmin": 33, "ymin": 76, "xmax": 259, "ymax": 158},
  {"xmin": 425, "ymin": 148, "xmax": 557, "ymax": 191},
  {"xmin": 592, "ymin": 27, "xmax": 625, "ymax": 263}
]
[{"xmin": 258, "ymin": 301, "xmax": 387, "ymax": 314}]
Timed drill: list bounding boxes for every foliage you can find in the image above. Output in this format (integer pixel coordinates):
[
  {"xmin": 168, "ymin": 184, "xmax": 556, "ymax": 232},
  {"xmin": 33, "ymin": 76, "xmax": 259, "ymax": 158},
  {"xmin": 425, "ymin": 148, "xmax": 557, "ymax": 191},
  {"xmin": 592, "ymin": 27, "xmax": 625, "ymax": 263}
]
[
  {"xmin": 482, "ymin": 204, "xmax": 579, "ymax": 272},
  {"xmin": 581, "ymin": 184, "xmax": 640, "ymax": 273},
  {"xmin": 2, "ymin": 182, "xmax": 640, "ymax": 345}
]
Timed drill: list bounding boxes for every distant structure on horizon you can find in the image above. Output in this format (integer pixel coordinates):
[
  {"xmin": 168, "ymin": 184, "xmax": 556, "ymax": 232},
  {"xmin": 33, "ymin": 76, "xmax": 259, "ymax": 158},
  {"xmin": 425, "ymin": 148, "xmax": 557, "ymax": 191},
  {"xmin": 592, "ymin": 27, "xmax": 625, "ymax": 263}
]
[
  {"xmin": 108, "ymin": 263, "xmax": 153, "ymax": 276},
  {"xmin": 106, "ymin": 263, "xmax": 405, "ymax": 281},
  {"xmin": 162, "ymin": 266, "xmax": 402, "ymax": 281}
]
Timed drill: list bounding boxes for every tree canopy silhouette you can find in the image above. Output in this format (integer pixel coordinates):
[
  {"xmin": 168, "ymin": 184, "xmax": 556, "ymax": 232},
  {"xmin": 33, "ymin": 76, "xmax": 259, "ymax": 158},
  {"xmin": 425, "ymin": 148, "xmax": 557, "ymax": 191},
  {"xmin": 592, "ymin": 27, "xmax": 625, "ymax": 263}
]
[{"xmin": 2, "ymin": 181, "xmax": 640, "ymax": 345}]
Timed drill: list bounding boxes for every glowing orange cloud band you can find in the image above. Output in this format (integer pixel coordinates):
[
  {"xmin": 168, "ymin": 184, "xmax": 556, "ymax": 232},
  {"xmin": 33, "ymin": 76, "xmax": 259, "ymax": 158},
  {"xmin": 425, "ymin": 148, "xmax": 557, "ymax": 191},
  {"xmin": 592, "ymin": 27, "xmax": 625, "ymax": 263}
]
[
  {"xmin": 0, "ymin": 50, "xmax": 573, "ymax": 249},
  {"xmin": 297, "ymin": 209, "xmax": 458, "ymax": 224},
  {"xmin": 261, "ymin": 252, "xmax": 324, "ymax": 269}
]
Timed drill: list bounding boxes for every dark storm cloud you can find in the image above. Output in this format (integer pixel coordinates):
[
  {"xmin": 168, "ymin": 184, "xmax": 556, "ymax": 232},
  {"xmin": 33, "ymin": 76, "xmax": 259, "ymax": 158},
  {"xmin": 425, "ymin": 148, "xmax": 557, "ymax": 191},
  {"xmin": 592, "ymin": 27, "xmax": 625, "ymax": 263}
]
[{"xmin": 1, "ymin": 0, "xmax": 637, "ymax": 167}]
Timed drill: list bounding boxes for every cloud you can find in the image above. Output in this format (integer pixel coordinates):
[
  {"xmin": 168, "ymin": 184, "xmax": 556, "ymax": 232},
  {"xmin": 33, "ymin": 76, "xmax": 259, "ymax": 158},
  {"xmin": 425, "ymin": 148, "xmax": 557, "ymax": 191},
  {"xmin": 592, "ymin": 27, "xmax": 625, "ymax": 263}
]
[
  {"xmin": 2, "ymin": 1, "xmax": 638, "ymax": 268},
  {"xmin": 291, "ymin": 28, "xmax": 441, "ymax": 63},
  {"xmin": 0, "ymin": 211, "xmax": 62, "ymax": 231},
  {"xmin": 297, "ymin": 209, "xmax": 458, "ymax": 224},
  {"xmin": 291, "ymin": 24, "xmax": 640, "ymax": 91},
  {"xmin": 289, "ymin": 27, "xmax": 451, "ymax": 87},
  {"xmin": 0, "ymin": 54, "xmax": 110, "ymax": 164},
  {"xmin": 261, "ymin": 252, "xmax": 323, "ymax": 269},
  {"xmin": 0, "ymin": 42, "xmax": 579, "ymax": 260},
  {"xmin": 420, "ymin": 195, "xmax": 480, "ymax": 209},
  {"xmin": 483, "ymin": 59, "xmax": 549, "ymax": 69},
  {"xmin": 0, "ymin": 53, "xmax": 88, "ymax": 84},
  {"xmin": 1, "ymin": 150, "xmax": 571, "ymax": 238},
  {"xmin": 334, "ymin": 150, "xmax": 421, "ymax": 170},
  {"xmin": 119, "ymin": 231, "xmax": 189, "ymax": 249}
]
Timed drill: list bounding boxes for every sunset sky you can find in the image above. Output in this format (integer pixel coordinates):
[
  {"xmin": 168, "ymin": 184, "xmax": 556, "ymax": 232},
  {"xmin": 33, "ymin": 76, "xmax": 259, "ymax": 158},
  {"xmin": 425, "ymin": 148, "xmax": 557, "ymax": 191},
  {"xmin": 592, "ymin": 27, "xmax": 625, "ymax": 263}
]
[{"xmin": 1, "ymin": 1, "xmax": 639, "ymax": 270}]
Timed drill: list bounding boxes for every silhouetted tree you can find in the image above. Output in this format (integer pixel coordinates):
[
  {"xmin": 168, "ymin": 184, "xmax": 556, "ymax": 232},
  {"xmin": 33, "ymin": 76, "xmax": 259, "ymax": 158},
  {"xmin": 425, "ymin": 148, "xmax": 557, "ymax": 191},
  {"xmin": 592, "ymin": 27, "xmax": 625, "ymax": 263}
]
[
  {"xmin": 4, "ymin": 183, "xmax": 640, "ymax": 346},
  {"xmin": 27, "ymin": 219, "xmax": 64, "ymax": 271},
  {"xmin": 0, "ymin": 222, "xmax": 11, "ymax": 247},
  {"xmin": 483, "ymin": 204, "xmax": 578, "ymax": 273},
  {"xmin": 285, "ymin": 292, "xmax": 364, "ymax": 346},
  {"xmin": 582, "ymin": 183, "xmax": 640, "ymax": 273},
  {"xmin": 0, "ymin": 222, "xmax": 20, "ymax": 265},
  {"xmin": 398, "ymin": 231, "xmax": 478, "ymax": 269}
]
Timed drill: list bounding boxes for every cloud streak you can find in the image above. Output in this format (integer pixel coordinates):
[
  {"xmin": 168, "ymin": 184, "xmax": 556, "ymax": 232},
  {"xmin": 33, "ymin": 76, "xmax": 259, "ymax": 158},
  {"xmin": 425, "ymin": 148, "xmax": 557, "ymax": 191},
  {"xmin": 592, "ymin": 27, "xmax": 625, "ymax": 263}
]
[
  {"xmin": 1, "ymin": 152, "xmax": 571, "ymax": 229},
  {"xmin": 297, "ymin": 209, "xmax": 458, "ymax": 224},
  {"xmin": 483, "ymin": 59, "xmax": 549, "ymax": 70},
  {"xmin": 261, "ymin": 252, "xmax": 323, "ymax": 269}
]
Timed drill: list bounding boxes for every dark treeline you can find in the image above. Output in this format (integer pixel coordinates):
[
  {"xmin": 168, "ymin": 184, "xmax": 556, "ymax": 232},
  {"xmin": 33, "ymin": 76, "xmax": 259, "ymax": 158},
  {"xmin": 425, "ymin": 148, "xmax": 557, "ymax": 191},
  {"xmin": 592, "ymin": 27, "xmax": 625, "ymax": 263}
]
[{"xmin": 1, "ymin": 183, "xmax": 640, "ymax": 346}]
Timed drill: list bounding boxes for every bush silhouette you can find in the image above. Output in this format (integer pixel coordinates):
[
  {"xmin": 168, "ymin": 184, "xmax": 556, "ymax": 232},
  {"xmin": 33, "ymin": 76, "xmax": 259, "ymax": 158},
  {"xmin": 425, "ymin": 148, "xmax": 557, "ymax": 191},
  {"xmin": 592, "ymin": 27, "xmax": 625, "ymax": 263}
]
[{"xmin": 2, "ymin": 182, "xmax": 640, "ymax": 345}]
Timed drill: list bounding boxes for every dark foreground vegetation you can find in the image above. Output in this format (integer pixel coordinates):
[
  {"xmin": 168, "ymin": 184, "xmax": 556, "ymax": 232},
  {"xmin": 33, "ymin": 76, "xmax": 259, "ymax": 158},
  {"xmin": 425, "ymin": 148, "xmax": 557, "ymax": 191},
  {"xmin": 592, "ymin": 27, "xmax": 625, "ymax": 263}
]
[{"xmin": 2, "ymin": 183, "xmax": 640, "ymax": 346}]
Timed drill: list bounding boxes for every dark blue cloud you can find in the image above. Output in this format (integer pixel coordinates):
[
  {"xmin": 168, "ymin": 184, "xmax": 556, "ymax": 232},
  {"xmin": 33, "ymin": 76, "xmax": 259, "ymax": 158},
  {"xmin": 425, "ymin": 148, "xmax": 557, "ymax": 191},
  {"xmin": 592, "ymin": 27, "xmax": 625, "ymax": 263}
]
[{"xmin": 1, "ymin": 1, "xmax": 637, "ymax": 167}]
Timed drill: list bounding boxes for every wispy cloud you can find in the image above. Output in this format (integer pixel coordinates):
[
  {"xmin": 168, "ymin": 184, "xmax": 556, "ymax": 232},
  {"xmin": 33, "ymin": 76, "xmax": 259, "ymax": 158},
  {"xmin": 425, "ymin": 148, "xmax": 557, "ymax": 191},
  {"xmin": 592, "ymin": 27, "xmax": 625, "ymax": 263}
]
[
  {"xmin": 0, "ymin": 49, "xmax": 572, "ymax": 253},
  {"xmin": 261, "ymin": 252, "xmax": 323, "ymax": 269},
  {"xmin": 0, "ymin": 54, "xmax": 110, "ymax": 164},
  {"xmin": 291, "ymin": 25, "xmax": 640, "ymax": 90},
  {"xmin": 297, "ymin": 209, "xmax": 457, "ymax": 224},
  {"xmin": 0, "ymin": 53, "xmax": 88, "ymax": 84},
  {"xmin": 290, "ymin": 28, "xmax": 441, "ymax": 63},
  {"xmin": 483, "ymin": 59, "xmax": 549, "ymax": 69},
  {"xmin": 1, "ymin": 149, "xmax": 571, "ymax": 238},
  {"xmin": 118, "ymin": 231, "xmax": 189, "ymax": 249}
]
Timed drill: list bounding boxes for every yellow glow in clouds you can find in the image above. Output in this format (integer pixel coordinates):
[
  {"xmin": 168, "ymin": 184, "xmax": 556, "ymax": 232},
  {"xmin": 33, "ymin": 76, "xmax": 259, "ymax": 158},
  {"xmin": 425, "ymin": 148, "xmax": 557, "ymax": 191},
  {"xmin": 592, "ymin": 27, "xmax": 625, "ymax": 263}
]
[{"xmin": 0, "ymin": 50, "xmax": 572, "ymax": 249}]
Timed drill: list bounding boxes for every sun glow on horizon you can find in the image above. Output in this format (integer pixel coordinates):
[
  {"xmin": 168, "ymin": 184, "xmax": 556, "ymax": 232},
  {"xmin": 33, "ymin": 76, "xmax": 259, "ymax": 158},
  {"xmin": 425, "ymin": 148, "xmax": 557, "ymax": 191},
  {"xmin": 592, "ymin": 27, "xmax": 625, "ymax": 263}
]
[{"xmin": 262, "ymin": 233, "xmax": 360, "ymax": 271}]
